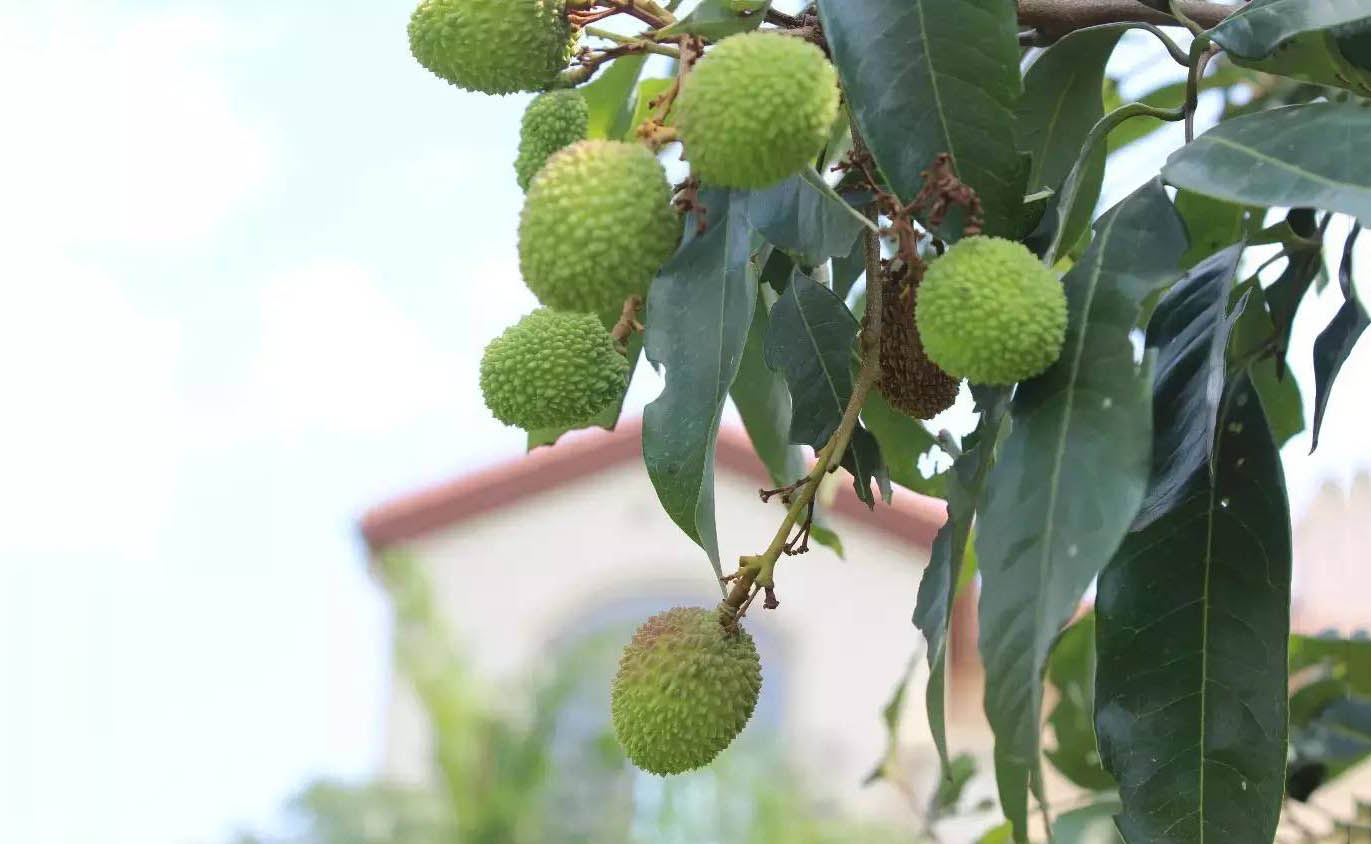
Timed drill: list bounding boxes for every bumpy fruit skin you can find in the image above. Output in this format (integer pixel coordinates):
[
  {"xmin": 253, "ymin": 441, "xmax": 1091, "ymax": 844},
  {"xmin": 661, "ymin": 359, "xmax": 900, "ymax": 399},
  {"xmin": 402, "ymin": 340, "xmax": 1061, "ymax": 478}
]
[
  {"xmin": 519, "ymin": 140, "xmax": 680, "ymax": 316},
  {"xmin": 408, "ymin": 0, "xmax": 577, "ymax": 95},
  {"xmin": 515, "ymin": 90, "xmax": 589, "ymax": 191},
  {"xmin": 916, "ymin": 236, "xmax": 1067, "ymax": 385},
  {"xmin": 611, "ymin": 607, "xmax": 762, "ymax": 775},
  {"xmin": 479, "ymin": 309, "xmax": 629, "ymax": 430},
  {"xmin": 675, "ymin": 32, "xmax": 840, "ymax": 189},
  {"xmin": 878, "ymin": 271, "xmax": 961, "ymax": 419}
]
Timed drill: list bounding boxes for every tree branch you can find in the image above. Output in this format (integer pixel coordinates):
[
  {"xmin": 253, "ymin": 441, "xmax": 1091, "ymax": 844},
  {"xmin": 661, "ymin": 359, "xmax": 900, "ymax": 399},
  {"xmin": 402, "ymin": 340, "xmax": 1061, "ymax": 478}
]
[{"xmin": 1017, "ymin": 0, "xmax": 1236, "ymax": 37}]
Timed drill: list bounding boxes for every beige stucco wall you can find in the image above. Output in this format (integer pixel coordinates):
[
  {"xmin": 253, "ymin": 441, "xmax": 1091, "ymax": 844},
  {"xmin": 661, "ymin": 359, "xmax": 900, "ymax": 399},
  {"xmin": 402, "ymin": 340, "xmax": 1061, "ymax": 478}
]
[{"xmin": 374, "ymin": 460, "xmax": 991, "ymax": 824}]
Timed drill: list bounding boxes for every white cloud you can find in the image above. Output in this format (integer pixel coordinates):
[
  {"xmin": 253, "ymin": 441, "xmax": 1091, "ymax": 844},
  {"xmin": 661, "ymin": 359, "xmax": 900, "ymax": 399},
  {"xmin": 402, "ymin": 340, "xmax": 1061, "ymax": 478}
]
[
  {"xmin": 0, "ymin": 250, "xmax": 184, "ymax": 558},
  {"xmin": 0, "ymin": 6, "xmax": 270, "ymax": 248}
]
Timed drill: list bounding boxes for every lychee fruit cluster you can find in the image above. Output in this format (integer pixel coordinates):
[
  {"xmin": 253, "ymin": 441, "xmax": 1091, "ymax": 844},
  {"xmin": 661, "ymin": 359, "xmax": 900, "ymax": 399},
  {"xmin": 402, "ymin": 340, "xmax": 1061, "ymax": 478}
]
[
  {"xmin": 916, "ymin": 236, "xmax": 1068, "ymax": 385},
  {"xmin": 479, "ymin": 308, "xmax": 630, "ymax": 430},
  {"xmin": 611, "ymin": 607, "xmax": 763, "ymax": 775},
  {"xmin": 515, "ymin": 90, "xmax": 589, "ymax": 191},
  {"xmin": 675, "ymin": 32, "xmax": 840, "ymax": 189},
  {"xmin": 408, "ymin": 0, "xmax": 578, "ymax": 94}
]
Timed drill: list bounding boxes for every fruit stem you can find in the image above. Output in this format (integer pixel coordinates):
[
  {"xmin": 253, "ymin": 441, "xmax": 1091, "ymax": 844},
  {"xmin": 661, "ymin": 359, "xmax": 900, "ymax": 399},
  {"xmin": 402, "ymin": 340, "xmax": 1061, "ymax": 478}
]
[{"xmin": 719, "ymin": 160, "xmax": 884, "ymax": 628}]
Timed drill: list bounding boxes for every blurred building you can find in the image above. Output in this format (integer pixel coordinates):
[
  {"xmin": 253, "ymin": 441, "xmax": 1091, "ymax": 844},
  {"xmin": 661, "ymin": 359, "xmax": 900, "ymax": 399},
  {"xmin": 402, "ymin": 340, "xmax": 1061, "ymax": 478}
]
[{"xmin": 359, "ymin": 420, "xmax": 988, "ymax": 826}]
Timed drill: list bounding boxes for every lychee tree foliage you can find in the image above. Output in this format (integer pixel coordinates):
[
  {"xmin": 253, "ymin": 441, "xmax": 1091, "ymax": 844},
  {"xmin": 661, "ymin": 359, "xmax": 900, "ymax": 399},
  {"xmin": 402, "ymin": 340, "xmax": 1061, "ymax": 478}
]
[{"xmin": 409, "ymin": 0, "xmax": 1371, "ymax": 840}]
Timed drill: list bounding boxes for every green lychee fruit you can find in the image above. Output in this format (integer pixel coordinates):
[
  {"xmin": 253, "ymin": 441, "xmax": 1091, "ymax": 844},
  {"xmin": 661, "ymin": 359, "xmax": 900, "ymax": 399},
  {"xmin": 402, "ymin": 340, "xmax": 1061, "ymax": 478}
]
[
  {"xmin": 515, "ymin": 90, "xmax": 589, "ymax": 191},
  {"xmin": 915, "ymin": 236, "xmax": 1068, "ymax": 385},
  {"xmin": 878, "ymin": 271, "xmax": 961, "ymax": 419},
  {"xmin": 519, "ymin": 140, "xmax": 680, "ymax": 317},
  {"xmin": 479, "ymin": 308, "xmax": 629, "ymax": 430},
  {"xmin": 675, "ymin": 31, "xmax": 840, "ymax": 189},
  {"xmin": 408, "ymin": 0, "xmax": 578, "ymax": 95},
  {"xmin": 611, "ymin": 607, "xmax": 762, "ymax": 775}
]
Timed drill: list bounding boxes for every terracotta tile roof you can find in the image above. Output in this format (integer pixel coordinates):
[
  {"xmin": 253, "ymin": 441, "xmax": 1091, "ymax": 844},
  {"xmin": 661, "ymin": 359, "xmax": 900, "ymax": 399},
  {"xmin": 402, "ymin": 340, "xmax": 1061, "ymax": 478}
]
[{"xmin": 360, "ymin": 418, "xmax": 948, "ymax": 552}]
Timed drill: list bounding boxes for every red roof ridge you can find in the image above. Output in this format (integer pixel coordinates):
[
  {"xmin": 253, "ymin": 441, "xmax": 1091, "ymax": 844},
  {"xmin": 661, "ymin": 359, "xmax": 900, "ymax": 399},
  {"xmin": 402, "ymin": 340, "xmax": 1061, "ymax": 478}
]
[{"xmin": 360, "ymin": 418, "xmax": 947, "ymax": 552}]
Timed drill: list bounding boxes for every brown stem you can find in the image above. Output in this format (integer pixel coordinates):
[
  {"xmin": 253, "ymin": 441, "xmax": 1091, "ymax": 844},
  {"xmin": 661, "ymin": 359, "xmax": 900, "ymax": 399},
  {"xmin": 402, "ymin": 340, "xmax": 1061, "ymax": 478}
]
[
  {"xmin": 1016, "ymin": 0, "xmax": 1235, "ymax": 37},
  {"xmin": 610, "ymin": 295, "xmax": 644, "ymax": 349}
]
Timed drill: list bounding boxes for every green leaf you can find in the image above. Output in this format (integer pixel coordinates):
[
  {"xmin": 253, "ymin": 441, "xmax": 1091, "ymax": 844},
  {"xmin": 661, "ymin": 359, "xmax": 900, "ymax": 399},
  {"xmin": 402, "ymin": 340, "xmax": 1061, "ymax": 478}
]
[
  {"xmin": 655, "ymin": 0, "xmax": 771, "ymax": 40},
  {"xmin": 1095, "ymin": 259, "xmax": 1292, "ymax": 842},
  {"xmin": 743, "ymin": 169, "xmax": 867, "ymax": 266},
  {"xmin": 1207, "ymin": 0, "xmax": 1371, "ymax": 60},
  {"xmin": 758, "ymin": 245, "xmax": 794, "ymax": 294},
  {"xmin": 975, "ymin": 180, "xmax": 1187, "ymax": 842},
  {"xmin": 861, "ymin": 390, "xmax": 947, "ymax": 498},
  {"xmin": 581, "ymin": 55, "xmax": 648, "ymax": 140},
  {"xmin": 763, "ymin": 272, "xmax": 888, "ymax": 506},
  {"xmin": 1264, "ymin": 209, "xmax": 1325, "ymax": 371},
  {"xmin": 643, "ymin": 189, "xmax": 756, "ymax": 574},
  {"xmin": 1312, "ymin": 225, "xmax": 1369, "ymax": 450},
  {"xmin": 816, "ymin": 0, "xmax": 1027, "ymax": 238},
  {"xmin": 731, "ymin": 287, "xmax": 806, "ymax": 486},
  {"xmin": 1229, "ymin": 279, "xmax": 1306, "ymax": 447},
  {"xmin": 1225, "ymin": 25, "xmax": 1371, "ymax": 97},
  {"xmin": 1132, "ymin": 243, "xmax": 1248, "ymax": 530},
  {"xmin": 1053, "ymin": 797, "xmax": 1125, "ymax": 844},
  {"xmin": 1017, "ymin": 26, "xmax": 1123, "ymax": 251},
  {"xmin": 978, "ymin": 821, "xmax": 1015, "ymax": 844},
  {"xmin": 1174, "ymin": 190, "xmax": 1261, "ymax": 270},
  {"xmin": 1291, "ymin": 632, "xmax": 1371, "ymax": 694},
  {"xmin": 1288, "ymin": 632, "xmax": 1371, "ymax": 797},
  {"xmin": 832, "ymin": 236, "xmax": 869, "ymax": 301},
  {"xmin": 1046, "ymin": 614, "xmax": 1115, "ymax": 791},
  {"xmin": 527, "ymin": 338, "xmax": 643, "ymax": 449},
  {"xmin": 732, "ymin": 285, "xmax": 846, "ymax": 558},
  {"xmin": 1162, "ymin": 102, "xmax": 1371, "ymax": 228},
  {"xmin": 1289, "ymin": 695, "xmax": 1371, "ymax": 799},
  {"xmin": 913, "ymin": 389, "xmax": 1009, "ymax": 770},
  {"xmin": 625, "ymin": 77, "xmax": 675, "ymax": 139}
]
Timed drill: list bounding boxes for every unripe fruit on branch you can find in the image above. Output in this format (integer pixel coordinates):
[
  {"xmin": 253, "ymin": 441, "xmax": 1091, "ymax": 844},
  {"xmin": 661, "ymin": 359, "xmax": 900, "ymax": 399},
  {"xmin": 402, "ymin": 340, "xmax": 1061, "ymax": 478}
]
[
  {"xmin": 611, "ymin": 607, "xmax": 762, "ymax": 775},
  {"xmin": 915, "ymin": 236, "xmax": 1067, "ymax": 385},
  {"xmin": 675, "ymin": 32, "xmax": 840, "ymax": 189},
  {"xmin": 408, "ymin": 0, "xmax": 577, "ymax": 95},
  {"xmin": 878, "ymin": 270, "xmax": 961, "ymax": 419},
  {"xmin": 479, "ymin": 309, "xmax": 629, "ymax": 430},
  {"xmin": 515, "ymin": 90, "xmax": 589, "ymax": 191},
  {"xmin": 519, "ymin": 140, "xmax": 681, "ymax": 317}
]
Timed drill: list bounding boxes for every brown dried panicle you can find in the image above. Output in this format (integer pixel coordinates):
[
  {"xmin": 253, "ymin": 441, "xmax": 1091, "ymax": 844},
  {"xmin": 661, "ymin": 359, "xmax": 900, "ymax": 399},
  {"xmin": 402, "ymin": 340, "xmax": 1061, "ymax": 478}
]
[{"xmin": 876, "ymin": 263, "xmax": 960, "ymax": 419}]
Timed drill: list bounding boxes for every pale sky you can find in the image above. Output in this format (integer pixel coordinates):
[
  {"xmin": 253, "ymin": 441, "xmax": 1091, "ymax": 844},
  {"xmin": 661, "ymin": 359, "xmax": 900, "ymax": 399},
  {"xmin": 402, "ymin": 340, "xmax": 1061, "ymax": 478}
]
[{"xmin": 0, "ymin": 5, "xmax": 1365, "ymax": 844}]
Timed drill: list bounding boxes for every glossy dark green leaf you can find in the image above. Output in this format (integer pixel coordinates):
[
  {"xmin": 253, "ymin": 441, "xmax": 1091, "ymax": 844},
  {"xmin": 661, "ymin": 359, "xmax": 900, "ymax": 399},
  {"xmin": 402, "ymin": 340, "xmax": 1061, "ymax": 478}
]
[
  {"xmin": 1225, "ymin": 24, "xmax": 1371, "ymax": 96},
  {"xmin": 763, "ymin": 272, "xmax": 887, "ymax": 506},
  {"xmin": 1207, "ymin": 0, "xmax": 1371, "ymax": 60},
  {"xmin": 1228, "ymin": 279, "xmax": 1306, "ymax": 447},
  {"xmin": 581, "ymin": 54, "xmax": 648, "ymax": 140},
  {"xmin": 1312, "ymin": 226, "xmax": 1369, "ymax": 450},
  {"xmin": 816, "ymin": 0, "xmax": 1027, "ymax": 238},
  {"xmin": 1095, "ymin": 257, "xmax": 1292, "ymax": 842},
  {"xmin": 1017, "ymin": 26, "xmax": 1123, "ymax": 251},
  {"xmin": 527, "ymin": 338, "xmax": 643, "ymax": 449},
  {"xmin": 1132, "ymin": 242, "xmax": 1248, "ymax": 530},
  {"xmin": 832, "ymin": 233, "xmax": 869, "ymax": 302},
  {"xmin": 1163, "ymin": 103, "xmax": 1371, "ymax": 227},
  {"xmin": 1264, "ymin": 209, "xmax": 1325, "ymax": 371},
  {"xmin": 731, "ymin": 287, "xmax": 806, "ymax": 486},
  {"xmin": 913, "ymin": 389, "xmax": 1008, "ymax": 770},
  {"xmin": 861, "ymin": 390, "xmax": 947, "ymax": 498},
  {"xmin": 975, "ymin": 180, "xmax": 1186, "ymax": 840},
  {"xmin": 759, "ymin": 246, "xmax": 794, "ymax": 295},
  {"xmin": 1046, "ymin": 614, "xmax": 1115, "ymax": 791},
  {"xmin": 1174, "ymin": 191, "xmax": 1262, "ymax": 271},
  {"xmin": 743, "ymin": 169, "xmax": 866, "ymax": 266},
  {"xmin": 643, "ymin": 190, "xmax": 755, "ymax": 574},
  {"xmin": 731, "ymin": 285, "xmax": 846, "ymax": 557},
  {"xmin": 655, "ymin": 0, "xmax": 770, "ymax": 40},
  {"xmin": 1053, "ymin": 796, "xmax": 1125, "ymax": 844}
]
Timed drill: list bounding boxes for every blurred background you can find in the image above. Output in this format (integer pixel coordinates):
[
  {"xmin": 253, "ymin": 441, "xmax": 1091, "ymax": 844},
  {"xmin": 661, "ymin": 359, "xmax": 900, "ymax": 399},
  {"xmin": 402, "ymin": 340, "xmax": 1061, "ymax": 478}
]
[{"xmin": 1, "ymin": 2, "xmax": 1368, "ymax": 842}]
